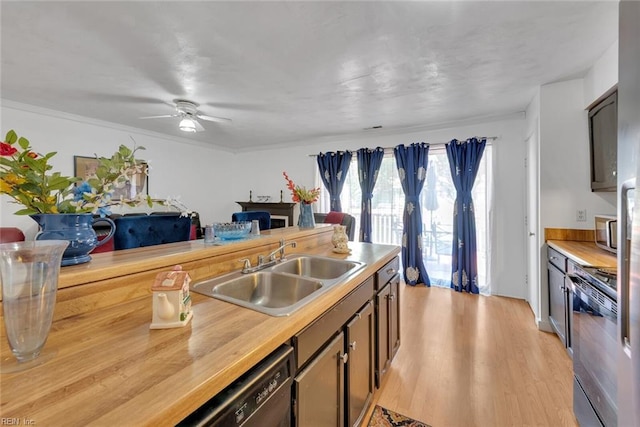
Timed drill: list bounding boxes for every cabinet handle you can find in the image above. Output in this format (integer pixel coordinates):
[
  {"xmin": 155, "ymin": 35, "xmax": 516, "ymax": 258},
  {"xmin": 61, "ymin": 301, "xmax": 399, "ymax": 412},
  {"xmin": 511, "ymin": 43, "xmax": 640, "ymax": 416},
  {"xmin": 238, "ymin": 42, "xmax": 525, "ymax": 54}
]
[
  {"xmin": 386, "ymin": 268, "xmax": 396, "ymax": 275},
  {"xmin": 340, "ymin": 353, "xmax": 349, "ymax": 364},
  {"xmin": 349, "ymin": 341, "xmax": 357, "ymax": 351},
  {"xmin": 388, "ymin": 294, "xmax": 395, "ymax": 301}
]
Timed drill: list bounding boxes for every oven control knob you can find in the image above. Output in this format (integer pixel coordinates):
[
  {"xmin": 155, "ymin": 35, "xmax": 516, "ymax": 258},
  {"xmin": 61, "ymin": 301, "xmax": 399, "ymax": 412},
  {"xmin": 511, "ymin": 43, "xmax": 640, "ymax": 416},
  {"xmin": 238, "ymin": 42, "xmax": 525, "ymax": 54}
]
[{"xmin": 269, "ymin": 379, "xmax": 277, "ymax": 392}]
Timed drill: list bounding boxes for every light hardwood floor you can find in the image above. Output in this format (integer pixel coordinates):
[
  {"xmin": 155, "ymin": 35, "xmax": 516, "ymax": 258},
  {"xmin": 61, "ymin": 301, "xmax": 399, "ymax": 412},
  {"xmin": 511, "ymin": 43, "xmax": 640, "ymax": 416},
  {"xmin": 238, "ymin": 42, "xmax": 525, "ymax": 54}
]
[{"xmin": 364, "ymin": 284, "xmax": 578, "ymax": 427}]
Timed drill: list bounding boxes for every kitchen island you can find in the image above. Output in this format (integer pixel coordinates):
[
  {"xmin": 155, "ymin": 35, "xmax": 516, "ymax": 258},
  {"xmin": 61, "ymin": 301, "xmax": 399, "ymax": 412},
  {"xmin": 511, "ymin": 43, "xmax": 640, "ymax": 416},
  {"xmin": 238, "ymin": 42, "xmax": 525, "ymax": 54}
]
[{"xmin": 0, "ymin": 225, "xmax": 400, "ymax": 426}]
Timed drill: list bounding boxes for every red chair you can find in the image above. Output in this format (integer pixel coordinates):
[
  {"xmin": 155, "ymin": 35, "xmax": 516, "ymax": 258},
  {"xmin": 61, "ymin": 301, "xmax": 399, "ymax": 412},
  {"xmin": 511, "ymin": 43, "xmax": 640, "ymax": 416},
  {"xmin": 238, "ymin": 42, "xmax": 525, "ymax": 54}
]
[{"xmin": 0, "ymin": 227, "xmax": 26, "ymax": 243}]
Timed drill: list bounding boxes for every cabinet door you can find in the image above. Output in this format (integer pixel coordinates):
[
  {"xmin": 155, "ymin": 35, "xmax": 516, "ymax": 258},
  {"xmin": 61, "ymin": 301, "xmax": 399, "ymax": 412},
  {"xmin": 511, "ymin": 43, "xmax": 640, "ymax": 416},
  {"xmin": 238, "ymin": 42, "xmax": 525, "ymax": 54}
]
[
  {"xmin": 294, "ymin": 332, "xmax": 345, "ymax": 427},
  {"xmin": 548, "ymin": 262, "xmax": 567, "ymax": 346},
  {"xmin": 375, "ymin": 283, "xmax": 390, "ymax": 388},
  {"xmin": 346, "ymin": 301, "xmax": 374, "ymax": 427},
  {"xmin": 589, "ymin": 90, "xmax": 617, "ymax": 192},
  {"xmin": 389, "ymin": 275, "xmax": 401, "ymax": 360}
]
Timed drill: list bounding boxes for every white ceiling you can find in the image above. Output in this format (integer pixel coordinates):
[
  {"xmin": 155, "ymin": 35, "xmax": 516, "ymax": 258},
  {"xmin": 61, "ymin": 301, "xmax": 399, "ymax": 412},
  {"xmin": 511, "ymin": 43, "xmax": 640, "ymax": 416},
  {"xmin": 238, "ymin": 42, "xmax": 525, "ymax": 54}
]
[{"xmin": 1, "ymin": 1, "xmax": 618, "ymax": 152}]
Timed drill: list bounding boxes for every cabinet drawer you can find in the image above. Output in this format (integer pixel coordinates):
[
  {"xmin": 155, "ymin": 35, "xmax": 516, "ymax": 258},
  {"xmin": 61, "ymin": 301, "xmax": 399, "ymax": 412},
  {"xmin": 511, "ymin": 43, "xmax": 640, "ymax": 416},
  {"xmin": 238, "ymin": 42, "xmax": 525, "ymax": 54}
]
[
  {"xmin": 376, "ymin": 257, "xmax": 399, "ymax": 290},
  {"xmin": 547, "ymin": 246, "xmax": 567, "ymax": 272},
  {"xmin": 294, "ymin": 277, "xmax": 374, "ymax": 371}
]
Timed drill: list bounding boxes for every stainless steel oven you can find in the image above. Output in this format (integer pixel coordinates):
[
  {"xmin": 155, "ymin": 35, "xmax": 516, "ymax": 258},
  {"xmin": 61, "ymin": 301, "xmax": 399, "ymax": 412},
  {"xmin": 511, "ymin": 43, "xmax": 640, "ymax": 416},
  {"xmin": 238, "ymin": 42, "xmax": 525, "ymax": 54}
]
[{"xmin": 568, "ymin": 266, "xmax": 617, "ymax": 427}]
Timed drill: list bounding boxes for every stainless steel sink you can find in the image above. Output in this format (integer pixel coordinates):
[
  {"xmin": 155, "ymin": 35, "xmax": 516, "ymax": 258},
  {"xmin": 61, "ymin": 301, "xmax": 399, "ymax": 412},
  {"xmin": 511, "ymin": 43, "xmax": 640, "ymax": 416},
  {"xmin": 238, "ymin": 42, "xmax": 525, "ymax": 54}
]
[
  {"xmin": 191, "ymin": 255, "xmax": 366, "ymax": 316},
  {"xmin": 269, "ymin": 255, "xmax": 362, "ymax": 280},
  {"xmin": 191, "ymin": 271, "xmax": 324, "ymax": 316}
]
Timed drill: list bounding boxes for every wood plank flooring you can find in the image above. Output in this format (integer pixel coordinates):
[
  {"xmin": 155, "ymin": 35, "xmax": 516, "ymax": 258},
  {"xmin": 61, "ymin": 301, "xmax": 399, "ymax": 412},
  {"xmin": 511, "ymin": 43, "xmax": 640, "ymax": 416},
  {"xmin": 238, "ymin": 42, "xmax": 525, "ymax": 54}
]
[{"xmin": 365, "ymin": 285, "xmax": 577, "ymax": 427}]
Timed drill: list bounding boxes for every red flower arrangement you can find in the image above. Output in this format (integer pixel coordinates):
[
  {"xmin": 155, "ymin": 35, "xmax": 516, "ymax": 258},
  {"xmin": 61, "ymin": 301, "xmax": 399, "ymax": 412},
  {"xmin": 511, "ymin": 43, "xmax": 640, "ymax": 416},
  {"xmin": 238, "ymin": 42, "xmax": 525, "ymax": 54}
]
[{"xmin": 283, "ymin": 171, "xmax": 320, "ymax": 204}]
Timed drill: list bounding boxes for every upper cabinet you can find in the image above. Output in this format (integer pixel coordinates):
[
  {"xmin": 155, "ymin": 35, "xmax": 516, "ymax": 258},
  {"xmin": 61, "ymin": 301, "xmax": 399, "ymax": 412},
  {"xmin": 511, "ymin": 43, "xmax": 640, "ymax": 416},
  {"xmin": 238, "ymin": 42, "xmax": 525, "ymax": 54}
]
[{"xmin": 589, "ymin": 90, "xmax": 618, "ymax": 192}]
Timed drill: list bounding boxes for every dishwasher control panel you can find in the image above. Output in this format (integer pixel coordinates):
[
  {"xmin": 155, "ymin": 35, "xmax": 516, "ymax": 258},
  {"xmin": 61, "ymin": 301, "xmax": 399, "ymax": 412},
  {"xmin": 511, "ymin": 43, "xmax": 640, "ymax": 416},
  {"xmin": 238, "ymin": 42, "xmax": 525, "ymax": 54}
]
[{"xmin": 177, "ymin": 345, "xmax": 294, "ymax": 427}]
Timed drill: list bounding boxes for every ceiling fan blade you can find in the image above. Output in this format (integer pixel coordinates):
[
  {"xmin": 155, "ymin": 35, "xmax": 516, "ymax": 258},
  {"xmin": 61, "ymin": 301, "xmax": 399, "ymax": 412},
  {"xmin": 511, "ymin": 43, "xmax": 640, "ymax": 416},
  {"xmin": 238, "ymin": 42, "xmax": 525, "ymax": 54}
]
[
  {"xmin": 197, "ymin": 114, "xmax": 232, "ymax": 123},
  {"xmin": 139, "ymin": 114, "xmax": 177, "ymax": 119},
  {"xmin": 193, "ymin": 120, "xmax": 206, "ymax": 132}
]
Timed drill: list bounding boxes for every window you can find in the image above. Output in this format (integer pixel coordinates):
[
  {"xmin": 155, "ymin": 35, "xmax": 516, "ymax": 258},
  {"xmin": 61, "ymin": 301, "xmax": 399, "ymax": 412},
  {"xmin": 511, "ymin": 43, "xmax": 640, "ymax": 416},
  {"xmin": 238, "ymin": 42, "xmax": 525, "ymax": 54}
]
[{"xmin": 316, "ymin": 145, "xmax": 493, "ymax": 294}]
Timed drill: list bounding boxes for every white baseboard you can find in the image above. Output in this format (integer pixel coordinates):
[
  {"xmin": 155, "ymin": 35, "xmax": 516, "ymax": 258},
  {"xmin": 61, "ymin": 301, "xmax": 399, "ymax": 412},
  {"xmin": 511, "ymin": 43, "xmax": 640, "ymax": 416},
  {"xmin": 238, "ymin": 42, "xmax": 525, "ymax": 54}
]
[{"xmin": 536, "ymin": 318, "xmax": 553, "ymax": 333}]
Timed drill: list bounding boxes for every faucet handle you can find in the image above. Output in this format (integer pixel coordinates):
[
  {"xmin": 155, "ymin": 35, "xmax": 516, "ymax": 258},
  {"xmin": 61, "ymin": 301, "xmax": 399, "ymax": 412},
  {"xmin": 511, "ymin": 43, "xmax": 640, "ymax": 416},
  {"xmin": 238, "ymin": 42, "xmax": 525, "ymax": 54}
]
[{"xmin": 239, "ymin": 258, "xmax": 252, "ymax": 271}]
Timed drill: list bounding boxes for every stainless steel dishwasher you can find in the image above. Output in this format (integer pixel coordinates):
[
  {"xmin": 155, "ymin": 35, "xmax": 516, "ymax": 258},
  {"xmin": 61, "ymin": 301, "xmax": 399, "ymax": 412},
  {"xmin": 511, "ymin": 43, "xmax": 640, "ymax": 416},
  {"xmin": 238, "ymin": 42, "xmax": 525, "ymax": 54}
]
[{"xmin": 177, "ymin": 345, "xmax": 294, "ymax": 427}]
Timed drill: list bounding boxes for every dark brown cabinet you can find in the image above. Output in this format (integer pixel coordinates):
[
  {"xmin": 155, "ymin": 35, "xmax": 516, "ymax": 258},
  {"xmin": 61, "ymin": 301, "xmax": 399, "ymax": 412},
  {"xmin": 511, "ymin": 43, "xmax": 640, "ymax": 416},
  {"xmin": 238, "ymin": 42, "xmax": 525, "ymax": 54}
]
[
  {"xmin": 292, "ymin": 254, "xmax": 402, "ymax": 427},
  {"xmin": 294, "ymin": 332, "xmax": 345, "ymax": 427},
  {"xmin": 375, "ymin": 257, "xmax": 401, "ymax": 388},
  {"xmin": 293, "ymin": 277, "xmax": 374, "ymax": 427},
  {"xmin": 548, "ymin": 246, "xmax": 571, "ymax": 354},
  {"xmin": 589, "ymin": 90, "xmax": 618, "ymax": 192},
  {"xmin": 346, "ymin": 301, "xmax": 375, "ymax": 427}
]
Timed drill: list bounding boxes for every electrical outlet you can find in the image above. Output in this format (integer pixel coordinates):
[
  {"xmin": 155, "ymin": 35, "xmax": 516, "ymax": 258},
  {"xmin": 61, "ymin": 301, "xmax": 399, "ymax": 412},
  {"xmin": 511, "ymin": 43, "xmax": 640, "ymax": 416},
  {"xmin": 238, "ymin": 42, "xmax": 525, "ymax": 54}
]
[{"xmin": 577, "ymin": 209, "xmax": 587, "ymax": 222}]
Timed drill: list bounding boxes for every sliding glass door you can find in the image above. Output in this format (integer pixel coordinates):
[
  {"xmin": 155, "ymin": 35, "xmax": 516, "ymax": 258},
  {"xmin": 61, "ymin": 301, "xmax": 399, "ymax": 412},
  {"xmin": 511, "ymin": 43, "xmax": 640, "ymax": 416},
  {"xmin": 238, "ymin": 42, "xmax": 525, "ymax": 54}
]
[{"xmin": 316, "ymin": 145, "xmax": 492, "ymax": 294}]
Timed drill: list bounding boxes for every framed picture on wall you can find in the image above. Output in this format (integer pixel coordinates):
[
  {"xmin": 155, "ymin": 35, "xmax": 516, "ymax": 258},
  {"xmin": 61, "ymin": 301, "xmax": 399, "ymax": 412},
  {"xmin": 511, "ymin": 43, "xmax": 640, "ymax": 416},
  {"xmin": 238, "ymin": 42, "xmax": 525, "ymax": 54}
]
[{"xmin": 73, "ymin": 156, "xmax": 149, "ymax": 199}]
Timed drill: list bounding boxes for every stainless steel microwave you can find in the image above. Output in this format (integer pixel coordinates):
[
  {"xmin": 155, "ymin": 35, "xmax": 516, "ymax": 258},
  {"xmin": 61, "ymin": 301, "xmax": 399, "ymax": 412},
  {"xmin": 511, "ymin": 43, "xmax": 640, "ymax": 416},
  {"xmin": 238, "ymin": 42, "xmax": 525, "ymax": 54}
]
[{"xmin": 595, "ymin": 214, "xmax": 617, "ymax": 253}]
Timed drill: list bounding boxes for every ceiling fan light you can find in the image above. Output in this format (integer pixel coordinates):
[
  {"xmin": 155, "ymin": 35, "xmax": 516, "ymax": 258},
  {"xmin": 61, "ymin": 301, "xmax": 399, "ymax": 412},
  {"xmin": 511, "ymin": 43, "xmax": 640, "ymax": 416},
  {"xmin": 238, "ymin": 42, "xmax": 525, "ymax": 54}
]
[{"xmin": 179, "ymin": 117, "xmax": 197, "ymax": 132}]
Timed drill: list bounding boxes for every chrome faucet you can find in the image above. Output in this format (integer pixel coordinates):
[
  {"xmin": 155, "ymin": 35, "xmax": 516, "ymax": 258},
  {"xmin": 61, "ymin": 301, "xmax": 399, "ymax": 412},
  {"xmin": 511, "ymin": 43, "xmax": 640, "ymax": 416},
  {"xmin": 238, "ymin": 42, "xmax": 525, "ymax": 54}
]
[
  {"xmin": 239, "ymin": 239, "xmax": 297, "ymax": 274},
  {"xmin": 267, "ymin": 239, "xmax": 297, "ymax": 262}
]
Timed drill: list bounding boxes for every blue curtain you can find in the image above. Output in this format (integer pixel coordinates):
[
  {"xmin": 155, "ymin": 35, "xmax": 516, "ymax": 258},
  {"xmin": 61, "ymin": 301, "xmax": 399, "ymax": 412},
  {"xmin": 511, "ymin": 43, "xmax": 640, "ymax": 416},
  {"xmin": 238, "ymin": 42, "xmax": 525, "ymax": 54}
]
[
  {"xmin": 317, "ymin": 151, "xmax": 353, "ymax": 212},
  {"xmin": 357, "ymin": 147, "xmax": 384, "ymax": 243},
  {"xmin": 393, "ymin": 143, "xmax": 430, "ymax": 286},
  {"xmin": 445, "ymin": 137, "xmax": 486, "ymax": 294}
]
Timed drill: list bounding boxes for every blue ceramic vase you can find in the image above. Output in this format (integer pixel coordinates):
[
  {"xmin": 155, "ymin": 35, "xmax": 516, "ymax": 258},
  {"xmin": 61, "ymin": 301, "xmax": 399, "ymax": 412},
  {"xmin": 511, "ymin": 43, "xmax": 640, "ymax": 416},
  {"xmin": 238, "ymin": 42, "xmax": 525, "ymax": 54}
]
[
  {"xmin": 297, "ymin": 203, "xmax": 315, "ymax": 229},
  {"xmin": 30, "ymin": 213, "xmax": 115, "ymax": 266}
]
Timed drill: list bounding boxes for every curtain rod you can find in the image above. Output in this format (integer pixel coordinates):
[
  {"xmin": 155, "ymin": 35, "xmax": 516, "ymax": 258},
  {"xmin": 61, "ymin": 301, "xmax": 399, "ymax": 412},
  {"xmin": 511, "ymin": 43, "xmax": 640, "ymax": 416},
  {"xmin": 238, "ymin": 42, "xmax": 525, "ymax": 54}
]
[{"xmin": 308, "ymin": 136, "xmax": 499, "ymax": 157}]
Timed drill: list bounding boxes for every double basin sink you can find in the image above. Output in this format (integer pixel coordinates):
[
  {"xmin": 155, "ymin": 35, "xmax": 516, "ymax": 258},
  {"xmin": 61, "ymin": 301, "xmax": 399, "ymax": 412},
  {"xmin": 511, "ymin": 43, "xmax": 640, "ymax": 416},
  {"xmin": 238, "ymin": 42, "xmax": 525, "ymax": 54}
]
[{"xmin": 191, "ymin": 255, "xmax": 365, "ymax": 316}]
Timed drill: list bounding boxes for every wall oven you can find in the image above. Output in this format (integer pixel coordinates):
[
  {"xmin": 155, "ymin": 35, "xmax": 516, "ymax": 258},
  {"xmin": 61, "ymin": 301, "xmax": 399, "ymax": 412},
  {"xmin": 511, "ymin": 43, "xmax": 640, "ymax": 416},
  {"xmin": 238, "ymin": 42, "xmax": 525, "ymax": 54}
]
[{"xmin": 568, "ymin": 265, "xmax": 617, "ymax": 427}]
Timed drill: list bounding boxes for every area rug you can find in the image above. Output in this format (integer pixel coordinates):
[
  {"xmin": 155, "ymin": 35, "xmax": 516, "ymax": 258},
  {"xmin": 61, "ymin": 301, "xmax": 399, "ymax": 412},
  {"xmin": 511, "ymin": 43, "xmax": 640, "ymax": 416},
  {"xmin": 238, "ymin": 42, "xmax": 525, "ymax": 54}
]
[{"xmin": 367, "ymin": 405, "xmax": 432, "ymax": 427}]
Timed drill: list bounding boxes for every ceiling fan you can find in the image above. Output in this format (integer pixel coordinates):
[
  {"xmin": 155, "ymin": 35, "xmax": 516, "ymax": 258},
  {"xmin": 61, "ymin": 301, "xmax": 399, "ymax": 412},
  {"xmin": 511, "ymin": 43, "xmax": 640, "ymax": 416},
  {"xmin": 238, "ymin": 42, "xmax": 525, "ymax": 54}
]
[{"xmin": 139, "ymin": 100, "xmax": 232, "ymax": 133}]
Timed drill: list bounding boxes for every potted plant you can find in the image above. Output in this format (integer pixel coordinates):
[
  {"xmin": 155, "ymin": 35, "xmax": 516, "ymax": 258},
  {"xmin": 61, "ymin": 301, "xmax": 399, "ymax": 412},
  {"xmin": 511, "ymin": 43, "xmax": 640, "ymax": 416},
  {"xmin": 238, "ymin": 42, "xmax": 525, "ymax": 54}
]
[{"xmin": 0, "ymin": 129, "xmax": 176, "ymax": 265}]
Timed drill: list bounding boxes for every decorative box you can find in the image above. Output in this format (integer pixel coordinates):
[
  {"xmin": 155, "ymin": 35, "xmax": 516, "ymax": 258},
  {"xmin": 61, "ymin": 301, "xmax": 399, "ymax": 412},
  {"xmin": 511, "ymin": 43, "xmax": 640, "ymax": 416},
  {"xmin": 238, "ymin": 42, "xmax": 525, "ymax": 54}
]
[{"xmin": 150, "ymin": 265, "xmax": 193, "ymax": 329}]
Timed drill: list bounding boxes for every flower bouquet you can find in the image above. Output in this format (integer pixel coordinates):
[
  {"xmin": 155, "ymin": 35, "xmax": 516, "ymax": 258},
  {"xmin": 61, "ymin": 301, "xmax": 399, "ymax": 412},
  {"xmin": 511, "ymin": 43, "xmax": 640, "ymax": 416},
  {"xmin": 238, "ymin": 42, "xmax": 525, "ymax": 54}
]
[
  {"xmin": 283, "ymin": 171, "xmax": 320, "ymax": 228},
  {"xmin": 1, "ymin": 129, "xmax": 147, "ymax": 216},
  {"xmin": 1, "ymin": 129, "xmax": 190, "ymax": 265}
]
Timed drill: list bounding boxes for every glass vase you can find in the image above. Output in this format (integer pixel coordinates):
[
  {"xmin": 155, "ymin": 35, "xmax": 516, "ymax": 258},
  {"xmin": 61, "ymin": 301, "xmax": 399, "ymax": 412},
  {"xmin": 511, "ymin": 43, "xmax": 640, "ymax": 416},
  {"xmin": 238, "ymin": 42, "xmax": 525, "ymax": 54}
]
[
  {"xmin": 298, "ymin": 203, "xmax": 315, "ymax": 229},
  {"xmin": 0, "ymin": 240, "xmax": 68, "ymax": 370}
]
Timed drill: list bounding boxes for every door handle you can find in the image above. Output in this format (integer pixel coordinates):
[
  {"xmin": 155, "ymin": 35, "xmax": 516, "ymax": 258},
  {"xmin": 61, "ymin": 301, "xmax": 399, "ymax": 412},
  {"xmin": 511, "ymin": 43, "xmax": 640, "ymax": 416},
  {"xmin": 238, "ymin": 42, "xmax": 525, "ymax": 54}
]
[{"xmin": 529, "ymin": 232, "xmax": 535, "ymax": 236}]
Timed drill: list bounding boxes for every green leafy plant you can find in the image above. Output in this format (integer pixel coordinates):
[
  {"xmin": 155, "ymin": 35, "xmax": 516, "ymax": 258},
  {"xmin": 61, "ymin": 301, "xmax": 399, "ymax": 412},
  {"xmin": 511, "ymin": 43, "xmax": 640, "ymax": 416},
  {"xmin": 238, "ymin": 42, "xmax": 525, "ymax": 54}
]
[{"xmin": 1, "ymin": 129, "xmax": 147, "ymax": 215}]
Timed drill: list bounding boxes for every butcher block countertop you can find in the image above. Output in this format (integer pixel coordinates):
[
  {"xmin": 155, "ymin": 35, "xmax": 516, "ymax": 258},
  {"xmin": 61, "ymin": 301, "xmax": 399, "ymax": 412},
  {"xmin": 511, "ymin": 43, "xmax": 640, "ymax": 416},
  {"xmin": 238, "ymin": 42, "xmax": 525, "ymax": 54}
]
[
  {"xmin": 0, "ymin": 225, "xmax": 400, "ymax": 426},
  {"xmin": 547, "ymin": 240, "xmax": 617, "ymax": 268}
]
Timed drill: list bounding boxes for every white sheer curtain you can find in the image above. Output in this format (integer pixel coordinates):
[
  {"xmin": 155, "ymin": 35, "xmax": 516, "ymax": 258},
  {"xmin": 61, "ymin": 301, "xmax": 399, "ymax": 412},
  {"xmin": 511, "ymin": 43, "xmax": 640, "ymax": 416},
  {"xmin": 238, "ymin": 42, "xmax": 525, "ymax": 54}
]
[{"xmin": 315, "ymin": 144, "xmax": 494, "ymax": 294}]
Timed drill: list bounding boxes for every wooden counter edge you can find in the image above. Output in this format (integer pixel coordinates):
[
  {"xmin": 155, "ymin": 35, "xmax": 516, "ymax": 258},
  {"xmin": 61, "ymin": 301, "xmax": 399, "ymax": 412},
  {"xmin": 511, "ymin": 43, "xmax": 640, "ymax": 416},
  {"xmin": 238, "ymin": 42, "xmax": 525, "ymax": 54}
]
[{"xmin": 547, "ymin": 240, "xmax": 617, "ymax": 268}]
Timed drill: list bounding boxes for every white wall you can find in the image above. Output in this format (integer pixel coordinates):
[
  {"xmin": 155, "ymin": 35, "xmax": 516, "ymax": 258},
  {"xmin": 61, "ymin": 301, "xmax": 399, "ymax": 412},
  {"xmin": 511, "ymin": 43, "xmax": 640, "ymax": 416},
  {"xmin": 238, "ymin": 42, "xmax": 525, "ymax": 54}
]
[
  {"xmin": 525, "ymin": 41, "xmax": 619, "ymax": 331},
  {"xmin": 540, "ymin": 79, "xmax": 617, "ymax": 230},
  {"xmin": 583, "ymin": 40, "xmax": 618, "ymax": 108},
  {"xmin": 534, "ymin": 78, "xmax": 616, "ymax": 330},
  {"xmin": 0, "ymin": 103, "xmax": 236, "ymax": 238},
  {"xmin": 234, "ymin": 115, "xmax": 528, "ymax": 299}
]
